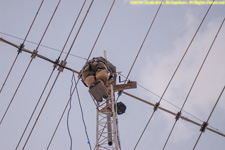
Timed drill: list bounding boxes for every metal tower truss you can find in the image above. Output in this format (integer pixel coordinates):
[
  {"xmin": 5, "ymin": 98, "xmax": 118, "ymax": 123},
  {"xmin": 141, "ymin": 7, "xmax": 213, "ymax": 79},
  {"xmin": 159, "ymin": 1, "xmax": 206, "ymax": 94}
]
[{"xmin": 96, "ymin": 83, "xmax": 119, "ymax": 150}]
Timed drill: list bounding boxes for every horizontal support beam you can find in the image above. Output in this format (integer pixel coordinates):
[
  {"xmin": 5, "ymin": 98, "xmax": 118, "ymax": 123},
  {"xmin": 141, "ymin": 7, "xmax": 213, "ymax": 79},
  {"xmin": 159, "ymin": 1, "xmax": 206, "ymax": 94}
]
[
  {"xmin": 123, "ymin": 91, "xmax": 225, "ymax": 138},
  {"xmin": 114, "ymin": 81, "xmax": 137, "ymax": 92},
  {"xmin": 0, "ymin": 38, "xmax": 79, "ymax": 74}
]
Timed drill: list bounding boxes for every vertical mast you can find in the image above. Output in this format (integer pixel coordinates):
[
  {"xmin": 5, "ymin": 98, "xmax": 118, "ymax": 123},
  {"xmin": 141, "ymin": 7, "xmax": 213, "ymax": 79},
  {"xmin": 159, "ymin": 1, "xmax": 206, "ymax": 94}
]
[{"xmin": 95, "ymin": 51, "xmax": 119, "ymax": 150}]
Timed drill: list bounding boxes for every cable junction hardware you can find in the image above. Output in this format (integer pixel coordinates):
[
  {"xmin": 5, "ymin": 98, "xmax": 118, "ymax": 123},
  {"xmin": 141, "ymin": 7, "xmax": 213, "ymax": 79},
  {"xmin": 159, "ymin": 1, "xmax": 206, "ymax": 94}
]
[
  {"xmin": 0, "ymin": 38, "xmax": 79, "ymax": 74},
  {"xmin": 123, "ymin": 91, "xmax": 225, "ymax": 138}
]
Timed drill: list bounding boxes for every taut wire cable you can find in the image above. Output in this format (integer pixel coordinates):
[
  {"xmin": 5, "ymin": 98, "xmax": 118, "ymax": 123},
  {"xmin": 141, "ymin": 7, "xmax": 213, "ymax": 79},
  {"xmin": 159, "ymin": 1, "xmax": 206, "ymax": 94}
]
[
  {"xmin": 0, "ymin": 0, "xmax": 62, "ymax": 126},
  {"xmin": 133, "ymin": 1, "xmax": 215, "ymax": 149},
  {"xmin": 46, "ymin": 0, "xmax": 116, "ymax": 148},
  {"xmin": 116, "ymin": 0, "xmax": 162, "ymax": 104},
  {"xmin": 22, "ymin": 0, "xmax": 89, "ymax": 149},
  {"xmin": 0, "ymin": 31, "xmax": 87, "ymax": 60},
  {"xmin": 193, "ymin": 86, "xmax": 225, "ymax": 150},
  {"xmin": 0, "ymin": 0, "xmax": 44, "ymax": 94},
  {"xmin": 162, "ymin": 16, "xmax": 224, "ymax": 150}
]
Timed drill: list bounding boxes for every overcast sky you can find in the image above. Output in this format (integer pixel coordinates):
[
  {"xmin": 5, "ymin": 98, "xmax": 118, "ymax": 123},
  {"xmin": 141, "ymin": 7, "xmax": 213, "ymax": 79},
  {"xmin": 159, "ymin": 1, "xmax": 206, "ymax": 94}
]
[{"xmin": 0, "ymin": 0, "xmax": 225, "ymax": 150}]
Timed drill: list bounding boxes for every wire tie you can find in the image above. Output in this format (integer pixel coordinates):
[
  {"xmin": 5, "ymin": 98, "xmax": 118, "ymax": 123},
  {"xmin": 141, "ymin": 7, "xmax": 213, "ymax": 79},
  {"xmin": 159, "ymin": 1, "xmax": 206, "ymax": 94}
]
[
  {"xmin": 200, "ymin": 121, "xmax": 208, "ymax": 132},
  {"xmin": 18, "ymin": 43, "xmax": 24, "ymax": 54},
  {"xmin": 31, "ymin": 49, "xmax": 38, "ymax": 59},
  {"xmin": 53, "ymin": 57, "xmax": 60, "ymax": 68},
  {"xmin": 175, "ymin": 111, "xmax": 182, "ymax": 121},
  {"xmin": 153, "ymin": 102, "xmax": 160, "ymax": 111},
  {"xmin": 58, "ymin": 60, "xmax": 67, "ymax": 72}
]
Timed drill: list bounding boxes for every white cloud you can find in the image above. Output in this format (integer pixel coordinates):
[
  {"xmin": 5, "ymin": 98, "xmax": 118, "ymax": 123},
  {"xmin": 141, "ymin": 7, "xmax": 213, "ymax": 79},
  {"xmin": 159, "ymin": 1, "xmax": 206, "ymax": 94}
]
[{"xmin": 139, "ymin": 10, "xmax": 225, "ymax": 145}]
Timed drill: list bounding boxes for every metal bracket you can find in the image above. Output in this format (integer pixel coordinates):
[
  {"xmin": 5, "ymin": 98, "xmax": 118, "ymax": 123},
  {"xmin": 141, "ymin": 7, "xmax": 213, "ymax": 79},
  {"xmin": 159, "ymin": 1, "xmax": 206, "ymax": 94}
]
[
  {"xmin": 154, "ymin": 102, "xmax": 160, "ymax": 111},
  {"xmin": 113, "ymin": 81, "xmax": 137, "ymax": 92},
  {"xmin": 58, "ymin": 60, "xmax": 67, "ymax": 72},
  {"xmin": 200, "ymin": 121, "xmax": 208, "ymax": 132},
  {"xmin": 31, "ymin": 49, "xmax": 38, "ymax": 59},
  {"xmin": 175, "ymin": 111, "xmax": 182, "ymax": 121},
  {"xmin": 18, "ymin": 43, "xmax": 24, "ymax": 54},
  {"xmin": 53, "ymin": 58, "xmax": 60, "ymax": 69}
]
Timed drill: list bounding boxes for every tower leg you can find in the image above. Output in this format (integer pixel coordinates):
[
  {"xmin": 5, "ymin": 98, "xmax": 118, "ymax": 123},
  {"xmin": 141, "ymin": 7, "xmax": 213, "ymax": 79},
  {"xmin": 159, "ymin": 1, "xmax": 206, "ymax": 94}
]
[{"xmin": 95, "ymin": 82, "xmax": 120, "ymax": 150}]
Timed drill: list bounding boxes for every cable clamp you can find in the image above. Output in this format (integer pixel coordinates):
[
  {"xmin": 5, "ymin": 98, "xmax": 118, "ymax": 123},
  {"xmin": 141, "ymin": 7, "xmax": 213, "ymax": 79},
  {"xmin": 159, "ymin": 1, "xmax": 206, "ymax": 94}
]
[
  {"xmin": 153, "ymin": 102, "xmax": 160, "ymax": 111},
  {"xmin": 58, "ymin": 60, "xmax": 67, "ymax": 72},
  {"xmin": 18, "ymin": 43, "xmax": 24, "ymax": 54},
  {"xmin": 118, "ymin": 90, "xmax": 123, "ymax": 97},
  {"xmin": 200, "ymin": 121, "xmax": 208, "ymax": 132},
  {"xmin": 175, "ymin": 111, "xmax": 182, "ymax": 121},
  {"xmin": 53, "ymin": 58, "xmax": 60, "ymax": 69},
  {"xmin": 31, "ymin": 49, "xmax": 38, "ymax": 59}
]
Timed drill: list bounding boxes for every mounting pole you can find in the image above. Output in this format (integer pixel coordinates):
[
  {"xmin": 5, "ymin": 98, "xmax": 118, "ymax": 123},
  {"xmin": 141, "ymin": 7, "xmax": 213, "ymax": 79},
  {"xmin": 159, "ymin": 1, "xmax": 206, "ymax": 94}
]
[
  {"xmin": 95, "ymin": 50, "xmax": 119, "ymax": 150},
  {"xmin": 95, "ymin": 50, "xmax": 137, "ymax": 149},
  {"xmin": 104, "ymin": 50, "xmax": 107, "ymax": 59}
]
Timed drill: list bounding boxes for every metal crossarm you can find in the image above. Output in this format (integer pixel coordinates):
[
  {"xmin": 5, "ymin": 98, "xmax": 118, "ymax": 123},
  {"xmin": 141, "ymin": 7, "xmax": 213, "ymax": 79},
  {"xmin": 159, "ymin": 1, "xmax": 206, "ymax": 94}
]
[{"xmin": 0, "ymin": 38, "xmax": 79, "ymax": 74}]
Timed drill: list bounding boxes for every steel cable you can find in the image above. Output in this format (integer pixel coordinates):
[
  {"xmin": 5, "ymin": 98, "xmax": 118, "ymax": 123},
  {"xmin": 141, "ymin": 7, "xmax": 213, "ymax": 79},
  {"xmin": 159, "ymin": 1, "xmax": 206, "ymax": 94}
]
[
  {"xmin": 162, "ymin": 7, "xmax": 222, "ymax": 150},
  {"xmin": 0, "ymin": 0, "xmax": 62, "ymax": 126},
  {"xmin": 193, "ymin": 86, "xmax": 225, "ymax": 149},
  {"xmin": 15, "ymin": 69, "xmax": 55, "ymax": 150},
  {"xmin": 0, "ymin": 0, "xmax": 44, "ymax": 94},
  {"xmin": 192, "ymin": 18, "xmax": 225, "ymax": 150},
  {"xmin": 21, "ymin": 0, "xmax": 89, "ymax": 149},
  {"xmin": 46, "ymin": 0, "xmax": 116, "ymax": 148},
  {"xmin": 116, "ymin": 0, "xmax": 162, "ymax": 104},
  {"xmin": 0, "ymin": 31, "xmax": 87, "ymax": 60},
  {"xmin": 0, "ymin": 59, "xmax": 33, "ymax": 125},
  {"xmin": 133, "ymin": 1, "xmax": 215, "ymax": 149}
]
